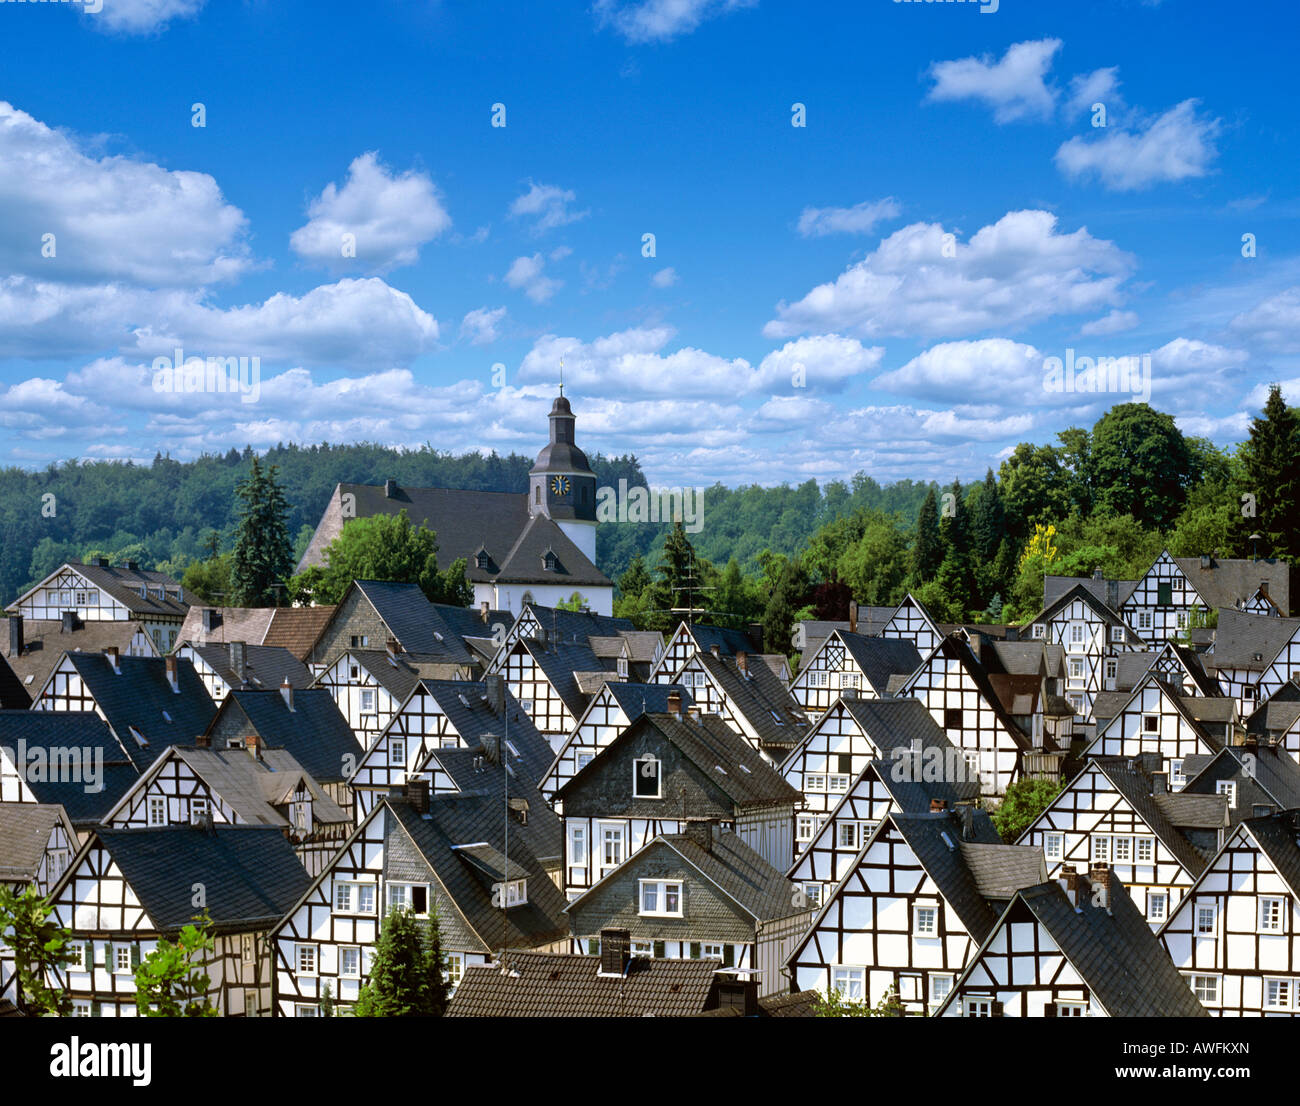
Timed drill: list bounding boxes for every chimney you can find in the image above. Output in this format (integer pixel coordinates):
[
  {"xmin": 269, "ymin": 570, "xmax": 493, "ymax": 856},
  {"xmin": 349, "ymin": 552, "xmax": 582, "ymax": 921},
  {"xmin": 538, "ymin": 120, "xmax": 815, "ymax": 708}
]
[
  {"xmin": 384, "ymin": 478, "xmax": 397, "ymax": 499},
  {"xmin": 508, "ymin": 797, "xmax": 529, "ymax": 825},
  {"xmin": 599, "ymin": 928, "xmax": 631, "ymax": 976},
  {"xmin": 1244, "ymin": 733, "xmax": 1259, "ymax": 752},
  {"xmin": 91, "ymin": 555, "xmax": 110, "ymax": 568},
  {"xmin": 480, "ymin": 601, "xmax": 490, "ymax": 623},
  {"xmin": 1260, "ymin": 580, "xmax": 1270, "ymax": 599},
  {"xmin": 404, "ymin": 778, "xmax": 430, "ymax": 814},
  {"xmin": 713, "ymin": 973, "xmax": 759, "ymax": 1017},
  {"xmin": 736, "ymin": 651, "xmax": 749, "ymax": 677},
  {"xmin": 686, "ymin": 704, "xmax": 701, "ymax": 722},
  {"xmin": 1061, "ymin": 865, "xmax": 1080, "ymax": 909},
  {"xmin": 1200, "ymin": 554, "xmax": 1212, "ymax": 570},
  {"xmin": 61, "ymin": 610, "xmax": 78, "ymax": 632},
  {"xmin": 164, "ymin": 654, "xmax": 180, "ymax": 692},
  {"xmin": 929, "ymin": 798, "xmax": 948, "ymax": 813},
  {"xmin": 280, "ymin": 678, "xmax": 294, "ymax": 711},
  {"xmin": 386, "ymin": 637, "xmax": 402, "ymax": 657},
  {"xmin": 685, "ymin": 821, "xmax": 714, "ymax": 852},
  {"xmin": 104, "ymin": 645, "xmax": 120, "ymax": 673},
  {"xmin": 246, "ymin": 732, "xmax": 261, "ymax": 761},
  {"xmin": 709, "ymin": 644, "xmax": 720, "ymax": 658},
  {"xmin": 955, "ymin": 805, "xmax": 975, "ymax": 842},
  {"xmin": 195, "ymin": 728, "xmax": 211, "ymax": 749},
  {"xmin": 223, "ymin": 640, "xmax": 245, "ymax": 687},
  {"xmin": 1106, "ymin": 580, "xmax": 1119, "ymax": 611},
  {"xmin": 1151, "ymin": 771, "xmax": 1168, "ymax": 795},
  {"xmin": 1090, "ymin": 864, "xmax": 1113, "ymax": 912},
  {"xmin": 848, "ymin": 600, "xmax": 858, "ymax": 634},
  {"xmin": 125, "ymin": 560, "xmax": 139, "ymax": 572},
  {"xmin": 8, "ymin": 614, "xmax": 22, "ymax": 657},
  {"xmin": 484, "ymin": 673, "xmax": 506, "ymax": 716},
  {"xmin": 1092, "ymin": 568, "xmax": 1104, "ymax": 581},
  {"xmin": 481, "ymin": 732, "xmax": 501, "ymax": 764},
  {"xmin": 666, "ymin": 691, "xmax": 683, "ymax": 720},
  {"xmin": 201, "ymin": 608, "xmax": 220, "ymax": 633}
]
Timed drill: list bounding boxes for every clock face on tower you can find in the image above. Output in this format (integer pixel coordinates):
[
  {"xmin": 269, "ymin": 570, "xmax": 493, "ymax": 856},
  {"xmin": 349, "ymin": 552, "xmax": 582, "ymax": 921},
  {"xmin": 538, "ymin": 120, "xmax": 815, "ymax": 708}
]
[{"xmin": 550, "ymin": 475, "xmax": 570, "ymax": 495}]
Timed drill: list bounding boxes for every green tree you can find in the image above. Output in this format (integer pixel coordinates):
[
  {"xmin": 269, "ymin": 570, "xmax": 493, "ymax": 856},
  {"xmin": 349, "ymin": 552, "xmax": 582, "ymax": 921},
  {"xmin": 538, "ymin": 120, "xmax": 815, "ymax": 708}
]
[
  {"xmin": 353, "ymin": 907, "xmax": 447, "ymax": 1017},
  {"xmin": 1088, "ymin": 403, "xmax": 1195, "ymax": 529},
  {"xmin": 813, "ymin": 983, "xmax": 906, "ymax": 1017},
  {"xmin": 230, "ymin": 457, "xmax": 294, "ymax": 606},
  {"xmin": 181, "ymin": 551, "xmax": 232, "ymax": 604},
  {"xmin": 319, "ymin": 981, "xmax": 336, "ymax": 1017},
  {"xmin": 556, "ymin": 591, "xmax": 588, "ymax": 611},
  {"xmin": 762, "ymin": 558, "xmax": 805, "ymax": 656},
  {"xmin": 1240, "ymin": 384, "xmax": 1300, "ymax": 560},
  {"xmin": 134, "ymin": 913, "xmax": 219, "ymax": 1016},
  {"xmin": 991, "ymin": 778, "xmax": 1062, "ymax": 842},
  {"xmin": 998, "ymin": 442, "xmax": 1072, "ymax": 541},
  {"xmin": 911, "ymin": 488, "xmax": 942, "ymax": 584},
  {"xmin": 290, "ymin": 510, "xmax": 471, "ymax": 607},
  {"xmin": 0, "ymin": 884, "xmax": 75, "ymax": 1015}
]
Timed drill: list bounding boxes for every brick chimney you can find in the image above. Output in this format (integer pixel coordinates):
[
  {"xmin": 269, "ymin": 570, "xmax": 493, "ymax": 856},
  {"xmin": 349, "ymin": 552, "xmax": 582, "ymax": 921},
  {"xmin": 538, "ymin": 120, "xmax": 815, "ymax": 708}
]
[
  {"xmin": 598, "ymin": 928, "xmax": 631, "ymax": 977},
  {"xmin": 164, "ymin": 654, "xmax": 180, "ymax": 693},
  {"xmin": 666, "ymin": 691, "xmax": 683, "ymax": 720},
  {"xmin": 8, "ymin": 614, "xmax": 22, "ymax": 658},
  {"xmin": 104, "ymin": 645, "xmax": 120, "ymax": 673},
  {"xmin": 404, "ymin": 778, "xmax": 430, "ymax": 814},
  {"xmin": 713, "ymin": 973, "xmax": 759, "ymax": 1017},
  {"xmin": 385, "ymin": 637, "xmax": 402, "ymax": 657},
  {"xmin": 685, "ymin": 820, "xmax": 713, "ymax": 852},
  {"xmin": 848, "ymin": 601, "xmax": 858, "ymax": 634},
  {"xmin": 1151, "ymin": 772, "xmax": 1168, "ymax": 795},
  {"xmin": 1090, "ymin": 864, "xmax": 1112, "ymax": 912},
  {"xmin": 280, "ymin": 678, "xmax": 294, "ymax": 711},
  {"xmin": 484, "ymin": 673, "xmax": 506, "ymax": 716},
  {"xmin": 929, "ymin": 798, "xmax": 948, "ymax": 813},
  {"xmin": 246, "ymin": 732, "xmax": 262, "ymax": 761}
]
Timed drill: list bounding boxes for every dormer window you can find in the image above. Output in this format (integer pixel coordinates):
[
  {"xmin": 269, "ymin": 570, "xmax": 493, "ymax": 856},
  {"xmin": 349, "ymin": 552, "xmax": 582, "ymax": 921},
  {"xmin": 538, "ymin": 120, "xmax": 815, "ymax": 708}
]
[
  {"xmin": 501, "ymin": 879, "xmax": 527, "ymax": 907},
  {"xmin": 617, "ymin": 656, "xmax": 629, "ymax": 678},
  {"xmin": 542, "ymin": 550, "xmax": 557, "ymax": 572},
  {"xmin": 634, "ymin": 755, "xmax": 661, "ymax": 798},
  {"xmin": 1032, "ymin": 624, "xmax": 1045, "ymax": 640},
  {"xmin": 475, "ymin": 550, "xmax": 490, "ymax": 570}
]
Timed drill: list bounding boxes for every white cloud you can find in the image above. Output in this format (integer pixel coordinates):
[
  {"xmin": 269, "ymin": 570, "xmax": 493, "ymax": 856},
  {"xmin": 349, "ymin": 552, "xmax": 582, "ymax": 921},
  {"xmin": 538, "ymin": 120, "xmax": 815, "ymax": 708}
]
[
  {"xmin": 925, "ymin": 39, "xmax": 1062, "ymax": 123},
  {"xmin": 593, "ymin": 0, "xmax": 757, "ymax": 43},
  {"xmin": 1065, "ymin": 67, "xmax": 1123, "ymax": 119},
  {"xmin": 874, "ymin": 339, "xmax": 1047, "ymax": 404},
  {"xmin": 1229, "ymin": 286, "xmax": 1300, "ymax": 352},
  {"xmin": 289, "ymin": 152, "xmax": 451, "ymax": 272},
  {"xmin": 0, "ymin": 101, "xmax": 250, "ymax": 285},
  {"xmin": 89, "ymin": 0, "xmax": 205, "ymax": 35},
  {"xmin": 756, "ymin": 335, "xmax": 884, "ymax": 392},
  {"xmin": 508, "ymin": 182, "xmax": 588, "ymax": 233},
  {"xmin": 797, "ymin": 198, "xmax": 901, "ymax": 238},
  {"xmin": 651, "ymin": 267, "xmax": 678, "ymax": 288},
  {"xmin": 459, "ymin": 306, "xmax": 507, "ymax": 346},
  {"xmin": 1080, "ymin": 309, "xmax": 1138, "ymax": 336},
  {"xmin": 505, "ymin": 254, "xmax": 562, "ymax": 303},
  {"xmin": 765, "ymin": 209, "xmax": 1133, "ymax": 341},
  {"xmin": 1055, "ymin": 100, "xmax": 1220, "ymax": 190}
]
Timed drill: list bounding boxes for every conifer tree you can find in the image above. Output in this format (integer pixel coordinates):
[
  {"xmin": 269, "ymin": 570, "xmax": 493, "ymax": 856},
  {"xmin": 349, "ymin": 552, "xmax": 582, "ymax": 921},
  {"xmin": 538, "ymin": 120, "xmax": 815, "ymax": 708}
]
[
  {"xmin": 230, "ymin": 456, "xmax": 294, "ymax": 607},
  {"xmin": 1241, "ymin": 384, "xmax": 1300, "ymax": 560},
  {"xmin": 911, "ymin": 488, "xmax": 942, "ymax": 584},
  {"xmin": 354, "ymin": 907, "xmax": 447, "ymax": 1017}
]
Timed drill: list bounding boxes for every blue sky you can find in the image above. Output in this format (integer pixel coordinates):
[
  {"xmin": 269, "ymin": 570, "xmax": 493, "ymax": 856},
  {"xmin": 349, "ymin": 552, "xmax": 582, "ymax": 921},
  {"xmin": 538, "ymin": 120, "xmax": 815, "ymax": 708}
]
[{"xmin": 0, "ymin": 0, "xmax": 1297, "ymax": 487}]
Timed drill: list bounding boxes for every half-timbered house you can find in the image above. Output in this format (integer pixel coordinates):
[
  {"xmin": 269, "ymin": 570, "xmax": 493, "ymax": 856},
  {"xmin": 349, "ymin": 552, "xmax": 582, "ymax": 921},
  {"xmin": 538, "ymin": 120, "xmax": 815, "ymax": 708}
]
[
  {"xmin": 496, "ymin": 634, "xmax": 606, "ymax": 747},
  {"xmin": 564, "ymin": 823, "xmax": 811, "ymax": 995},
  {"xmin": 784, "ymin": 808, "xmax": 1046, "ymax": 1014},
  {"xmin": 486, "ymin": 602, "xmax": 632, "ymax": 674},
  {"xmin": 1244, "ymin": 677, "xmax": 1300, "ymax": 761},
  {"xmin": 541, "ymin": 681, "xmax": 693, "ymax": 805},
  {"xmin": 176, "ymin": 641, "xmax": 312, "ymax": 702},
  {"xmin": 937, "ymin": 865, "xmax": 1209, "ymax": 1017},
  {"xmin": 879, "ymin": 594, "xmax": 945, "ymax": 656},
  {"xmin": 31, "ymin": 652, "xmax": 216, "ymax": 774},
  {"xmin": 269, "ymin": 783, "xmax": 569, "ymax": 1015},
  {"xmin": 177, "ymin": 604, "xmax": 337, "ymax": 663},
  {"xmin": 2, "ymin": 614, "xmax": 158, "ymax": 705},
  {"xmin": 1181, "ymin": 740, "xmax": 1300, "ymax": 828},
  {"xmin": 789, "ymin": 630, "xmax": 921, "ymax": 718},
  {"xmin": 5, "ymin": 558, "xmax": 193, "ymax": 654},
  {"xmin": 47, "ymin": 824, "xmax": 309, "ymax": 1016},
  {"xmin": 348, "ymin": 676, "xmax": 551, "ymax": 822},
  {"xmin": 1205, "ymin": 608, "xmax": 1300, "ymax": 714},
  {"xmin": 895, "ymin": 635, "xmax": 1033, "ymax": 796},
  {"xmin": 1017, "ymin": 756, "xmax": 1227, "ymax": 928},
  {"xmin": 100, "ymin": 745, "xmax": 351, "ymax": 877},
  {"xmin": 648, "ymin": 621, "xmax": 761, "ymax": 684},
  {"xmin": 200, "ymin": 686, "xmax": 360, "ymax": 822},
  {"xmin": 557, "ymin": 701, "xmax": 800, "ymax": 900},
  {"xmin": 1160, "ymin": 810, "xmax": 1300, "ymax": 1015}
]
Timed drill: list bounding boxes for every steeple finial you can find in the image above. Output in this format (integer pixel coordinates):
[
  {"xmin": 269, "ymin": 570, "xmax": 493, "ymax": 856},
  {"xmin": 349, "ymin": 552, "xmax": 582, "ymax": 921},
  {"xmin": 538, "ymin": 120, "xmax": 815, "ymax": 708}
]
[{"xmin": 559, "ymin": 355, "xmax": 564, "ymax": 397}]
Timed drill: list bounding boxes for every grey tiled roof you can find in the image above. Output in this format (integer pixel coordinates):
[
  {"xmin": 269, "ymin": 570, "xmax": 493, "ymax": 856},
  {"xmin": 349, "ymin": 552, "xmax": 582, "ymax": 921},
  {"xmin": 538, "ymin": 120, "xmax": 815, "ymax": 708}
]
[
  {"xmin": 1043, "ymin": 574, "xmax": 1137, "ymax": 611},
  {"xmin": 352, "ymin": 581, "xmax": 476, "ymax": 665},
  {"xmin": 1028, "ymin": 582, "xmax": 1130, "ymax": 629},
  {"xmin": 1247, "ymin": 679, "xmax": 1300, "ymax": 738},
  {"xmin": 840, "ymin": 695, "xmax": 974, "ymax": 761},
  {"xmin": 3, "ymin": 619, "xmax": 151, "ymax": 697},
  {"xmin": 1174, "ymin": 556, "xmax": 1290, "ymax": 615},
  {"xmin": 959, "ymin": 841, "xmax": 1050, "ymax": 900},
  {"xmin": 1243, "ymin": 813, "xmax": 1300, "ymax": 902},
  {"xmin": 446, "ymin": 950, "xmax": 723, "ymax": 1017},
  {"xmin": 682, "ymin": 622, "xmax": 762, "ymax": 659},
  {"xmin": 219, "ymin": 688, "xmax": 358, "ymax": 783},
  {"xmin": 82, "ymin": 825, "xmax": 310, "ymax": 934},
  {"xmin": 184, "ymin": 642, "xmax": 313, "ymax": 691},
  {"xmin": 409, "ymin": 679, "xmax": 553, "ymax": 786},
  {"xmin": 12, "ymin": 561, "xmax": 196, "ymax": 619},
  {"xmin": 1182, "ymin": 744, "xmax": 1300, "ymax": 819},
  {"xmin": 64, "ymin": 653, "xmax": 217, "ymax": 772},
  {"xmin": 0, "ymin": 711, "xmax": 137, "ymax": 824},
  {"xmin": 0, "ymin": 803, "xmax": 73, "ymax": 883},
  {"xmin": 0, "ymin": 653, "xmax": 30, "ymax": 710},
  {"xmin": 868, "ymin": 758, "xmax": 982, "ymax": 811},
  {"xmin": 337, "ymin": 649, "xmax": 462, "ymax": 699},
  {"xmin": 520, "ymin": 605, "xmax": 634, "ymax": 647},
  {"xmin": 522, "ymin": 638, "xmax": 605, "ymax": 720},
  {"xmin": 1209, "ymin": 608, "xmax": 1300, "ymax": 670},
  {"xmin": 658, "ymin": 829, "xmax": 806, "ymax": 922},
  {"xmin": 696, "ymin": 652, "xmax": 806, "ymax": 752},
  {"xmin": 837, "ymin": 633, "xmax": 922, "ymax": 693},
  {"xmin": 1088, "ymin": 758, "xmax": 1219, "ymax": 876}
]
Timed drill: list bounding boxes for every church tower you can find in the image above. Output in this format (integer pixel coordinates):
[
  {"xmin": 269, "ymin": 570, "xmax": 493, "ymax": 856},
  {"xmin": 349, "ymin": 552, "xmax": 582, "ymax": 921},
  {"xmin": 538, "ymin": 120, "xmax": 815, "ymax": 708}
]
[{"xmin": 529, "ymin": 391, "xmax": 598, "ymax": 564}]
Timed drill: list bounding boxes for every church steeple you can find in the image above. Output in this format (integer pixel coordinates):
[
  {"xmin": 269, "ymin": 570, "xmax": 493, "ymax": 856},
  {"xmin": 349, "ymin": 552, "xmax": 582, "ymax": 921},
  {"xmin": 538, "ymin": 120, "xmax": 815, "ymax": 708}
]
[{"xmin": 528, "ymin": 391, "xmax": 598, "ymax": 558}]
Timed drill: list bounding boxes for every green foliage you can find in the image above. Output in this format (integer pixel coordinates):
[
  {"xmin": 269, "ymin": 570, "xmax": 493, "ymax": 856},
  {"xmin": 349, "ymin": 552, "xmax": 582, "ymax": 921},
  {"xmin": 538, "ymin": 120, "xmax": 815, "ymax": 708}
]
[
  {"xmin": 230, "ymin": 457, "xmax": 295, "ymax": 606},
  {"xmin": 991, "ymin": 778, "xmax": 1063, "ymax": 843},
  {"xmin": 1240, "ymin": 384, "xmax": 1300, "ymax": 561},
  {"xmin": 353, "ymin": 907, "xmax": 447, "ymax": 1017},
  {"xmin": 911, "ymin": 488, "xmax": 942, "ymax": 584},
  {"xmin": 181, "ymin": 551, "xmax": 232, "ymax": 604},
  {"xmin": 762, "ymin": 558, "xmax": 807, "ymax": 655},
  {"xmin": 289, "ymin": 510, "xmax": 471, "ymax": 607},
  {"xmin": 319, "ymin": 981, "xmax": 336, "ymax": 1017},
  {"xmin": 814, "ymin": 984, "xmax": 905, "ymax": 1017},
  {"xmin": 0, "ymin": 883, "xmax": 75, "ymax": 1015},
  {"xmin": 1087, "ymin": 403, "xmax": 1195, "ymax": 529},
  {"xmin": 133, "ymin": 912, "xmax": 219, "ymax": 1017},
  {"xmin": 555, "ymin": 591, "xmax": 589, "ymax": 612}
]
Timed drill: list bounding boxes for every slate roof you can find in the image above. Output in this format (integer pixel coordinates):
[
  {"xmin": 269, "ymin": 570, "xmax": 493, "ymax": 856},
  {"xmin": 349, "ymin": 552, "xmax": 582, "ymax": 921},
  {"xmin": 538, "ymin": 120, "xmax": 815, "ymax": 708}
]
[
  {"xmin": 1243, "ymin": 813, "xmax": 1300, "ymax": 902},
  {"xmin": 61, "ymin": 653, "xmax": 217, "ymax": 772},
  {"xmin": 989, "ymin": 640, "xmax": 1065, "ymax": 679},
  {"xmin": 907, "ymin": 636, "xmax": 1033, "ymax": 748},
  {"xmin": 520, "ymin": 605, "xmax": 634, "ymax": 647},
  {"xmin": 964, "ymin": 874, "xmax": 1209, "ymax": 1018},
  {"xmin": 7, "ymin": 562, "xmax": 195, "ymax": 620},
  {"xmin": 183, "ymin": 642, "xmax": 312, "ymax": 691},
  {"xmin": 656, "ymin": 829, "xmax": 806, "ymax": 922},
  {"xmin": 837, "ymin": 695, "xmax": 977, "ymax": 762},
  {"xmin": 960, "ymin": 840, "xmax": 1051, "ymax": 900},
  {"xmin": 3, "ymin": 618, "xmax": 152, "ymax": 695},
  {"xmin": 1246, "ymin": 678, "xmax": 1300, "ymax": 738},
  {"xmin": 562, "ymin": 711, "xmax": 799, "ymax": 810},
  {"xmin": 336, "ymin": 649, "xmax": 463, "ymax": 699},
  {"xmin": 446, "ymin": 950, "xmax": 724, "ymax": 1018},
  {"xmin": 0, "ymin": 710, "xmax": 137, "ymax": 824},
  {"xmin": 0, "ymin": 653, "xmax": 30, "ymax": 709},
  {"xmin": 1043, "ymin": 574, "xmax": 1137, "ymax": 611},
  {"xmin": 696, "ymin": 651, "xmax": 806, "ymax": 752},
  {"xmin": 79, "ymin": 825, "xmax": 310, "ymax": 934},
  {"xmin": 1208, "ymin": 608, "xmax": 1300, "ymax": 671},
  {"xmin": 1027, "ymin": 581, "xmax": 1132, "ymax": 631},
  {"xmin": 867, "ymin": 757, "xmax": 982, "ymax": 812},
  {"xmin": 793, "ymin": 611, "xmax": 895, "ymax": 652},
  {"xmin": 0, "ymin": 803, "xmax": 74, "ymax": 884},
  {"xmin": 679, "ymin": 622, "xmax": 762, "ymax": 660},
  {"xmin": 350, "ymin": 581, "xmax": 477, "ymax": 665},
  {"xmin": 1174, "ymin": 556, "xmax": 1290, "ymax": 615},
  {"xmin": 1182, "ymin": 744, "xmax": 1300, "ymax": 820},
  {"xmin": 214, "ymin": 688, "xmax": 358, "ymax": 783},
  {"xmin": 835, "ymin": 632, "xmax": 922, "ymax": 693},
  {"xmin": 383, "ymin": 794, "xmax": 570, "ymax": 952},
  {"xmin": 315, "ymin": 483, "xmax": 611, "ymax": 587},
  {"xmin": 522, "ymin": 638, "xmax": 606, "ymax": 720}
]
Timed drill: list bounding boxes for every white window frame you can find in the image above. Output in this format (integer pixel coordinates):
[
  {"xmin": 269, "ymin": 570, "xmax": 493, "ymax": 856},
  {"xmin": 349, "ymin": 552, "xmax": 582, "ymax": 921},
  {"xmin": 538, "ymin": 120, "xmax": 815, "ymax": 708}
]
[
  {"xmin": 387, "ymin": 882, "xmax": 430, "ymax": 917},
  {"xmin": 1195, "ymin": 903, "xmax": 1218, "ymax": 936},
  {"xmin": 1264, "ymin": 977, "xmax": 1293, "ymax": 1011},
  {"xmin": 599, "ymin": 823, "xmax": 625, "ymax": 871},
  {"xmin": 340, "ymin": 946, "xmax": 362, "ymax": 979},
  {"xmin": 1147, "ymin": 891, "xmax": 1168, "ymax": 922},
  {"xmin": 189, "ymin": 796, "xmax": 210, "ymax": 826},
  {"xmin": 296, "ymin": 944, "xmax": 318, "ymax": 977},
  {"xmin": 633, "ymin": 755, "xmax": 662, "ymax": 799},
  {"xmin": 147, "ymin": 796, "xmax": 166, "ymax": 826},
  {"xmin": 445, "ymin": 952, "xmax": 464, "ymax": 990},
  {"xmin": 913, "ymin": 903, "xmax": 938, "ymax": 936},
  {"xmin": 1217, "ymin": 780, "xmax": 1238, "ymax": 809},
  {"xmin": 929, "ymin": 974, "xmax": 953, "ymax": 1012},
  {"xmin": 1189, "ymin": 973, "xmax": 1220, "ymax": 1006},
  {"xmin": 639, "ymin": 879, "xmax": 683, "ymax": 917},
  {"xmin": 1136, "ymin": 836, "xmax": 1155, "ymax": 864},
  {"xmin": 1031, "ymin": 624, "xmax": 1045, "ymax": 640},
  {"xmin": 567, "ymin": 823, "xmax": 588, "ymax": 868},
  {"xmin": 1091, "ymin": 835, "xmax": 1110, "ymax": 864},
  {"xmin": 1259, "ymin": 897, "xmax": 1285, "ymax": 934},
  {"xmin": 830, "ymin": 966, "xmax": 864, "ymax": 1000},
  {"xmin": 796, "ymin": 815, "xmax": 816, "ymax": 842},
  {"xmin": 1044, "ymin": 833, "xmax": 1064, "ymax": 862},
  {"xmin": 359, "ymin": 688, "xmax": 376, "ymax": 714}
]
